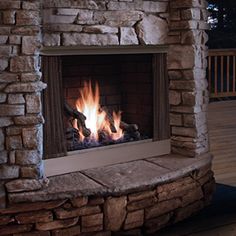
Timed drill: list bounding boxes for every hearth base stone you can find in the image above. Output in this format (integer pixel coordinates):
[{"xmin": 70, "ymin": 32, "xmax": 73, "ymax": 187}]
[{"xmin": 0, "ymin": 153, "xmax": 215, "ymax": 235}]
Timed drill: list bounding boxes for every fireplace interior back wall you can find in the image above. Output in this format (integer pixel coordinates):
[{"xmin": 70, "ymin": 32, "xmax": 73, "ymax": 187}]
[{"xmin": 62, "ymin": 54, "xmax": 153, "ymax": 138}]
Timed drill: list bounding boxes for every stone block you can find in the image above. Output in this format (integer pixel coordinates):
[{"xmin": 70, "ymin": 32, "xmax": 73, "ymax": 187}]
[
  {"xmin": 0, "ymin": 58, "xmax": 8, "ymax": 71},
  {"xmin": 170, "ymin": 113, "xmax": 182, "ymax": 126},
  {"xmin": 16, "ymin": 211, "xmax": 53, "ymax": 224},
  {"xmin": 0, "ymin": 1, "xmax": 21, "ymax": 9},
  {"xmin": 169, "ymin": 80, "xmax": 195, "ymax": 90},
  {"xmin": 145, "ymin": 198, "xmax": 181, "ymax": 220},
  {"xmin": 170, "ymin": 0, "xmax": 207, "ymax": 9},
  {"xmin": 21, "ymin": 72, "xmax": 41, "ymax": 82},
  {"xmin": 6, "ymin": 127, "xmax": 22, "ymax": 136},
  {"xmin": 9, "ymin": 35, "xmax": 21, "ymax": 44},
  {"xmin": 136, "ymin": 15, "xmax": 168, "ymax": 44},
  {"xmin": 16, "ymin": 11, "xmax": 40, "ymax": 26},
  {"xmin": 127, "ymin": 196, "xmax": 157, "ymax": 211},
  {"xmin": 22, "ymin": 1, "xmax": 40, "ymax": 10},
  {"xmin": 52, "ymin": 225, "xmax": 81, "ymax": 236},
  {"xmin": 83, "ymin": 25, "xmax": 118, "ymax": 34},
  {"xmin": 0, "ymin": 165, "xmax": 20, "ymax": 179},
  {"xmin": 107, "ymin": 1, "xmax": 136, "ymax": 10},
  {"xmin": 128, "ymin": 190, "xmax": 156, "ymax": 203},
  {"xmin": 11, "ymin": 26, "xmax": 40, "ymax": 36},
  {"xmin": 8, "ymin": 94, "xmax": 25, "ymax": 104},
  {"xmin": 0, "ymin": 93, "xmax": 7, "ymax": 103},
  {"xmin": 21, "ymin": 165, "xmax": 43, "ymax": 179},
  {"xmin": 182, "ymin": 91, "xmax": 203, "ymax": 106},
  {"xmin": 44, "ymin": 24, "xmax": 82, "ymax": 33},
  {"xmin": 120, "ymin": 27, "xmax": 139, "ymax": 45},
  {"xmin": 6, "ymin": 178, "xmax": 47, "ymax": 193},
  {"xmin": 22, "ymin": 127, "xmax": 42, "ymax": 149},
  {"xmin": 172, "ymin": 126, "xmax": 197, "ymax": 138},
  {"xmin": 88, "ymin": 197, "xmax": 104, "ymax": 206},
  {"xmin": 14, "ymin": 114, "xmax": 44, "ymax": 125},
  {"xmin": 142, "ymin": 1, "xmax": 168, "ymax": 13},
  {"xmin": 43, "ymin": 9, "xmax": 76, "ymax": 24},
  {"xmin": 10, "ymin": 56, "xmax": 39, "ymax": 72},
  {"xmin": 3, "ymin": 10, "xmax": 16, "ymax": 24},
  {"xmin": 0, "ymin": 45, "xmax": 11, "ymax": 56},
  {"xmin": 22, "ymin": 36, "xmax": 41, "ymax": 55},
  {"xmin": 43, "ymin": 34, "xmax": 60, "ymax": 47},
  {"xmin": 62, "ymin": 33, "xmax": 119, "ymax": 46},
  {"xmin": 104, "ymin": 196, "xmax": 127, "ymax": 231},
  {"xmin": 81, "ymin": 213, "xmax": 103, "ymax": 229},
  {"xmin": 182, "ymin": 187, "xmax": 204, "ymax": 206},
  {"xmin": 75, "ymin": 9, "xmax": 94, "ymax": 24},
  {"xmin": 124, "ymin": 209, "xmax": 144, "ymax": 230},
  {"xmin": 0, "ymin": 181, "xmax": 6, "ymax": 208},
  {"xmin": 181, "ymin": 30, "xmax": 208, "ymax": 45},
  {"xmin": 36, "ymin": 217, "xmax": 79, "ymax": 231},
  {"xmin": 181, "ymin": 8, "xmax": 201, "ymax": 20},
  {"xmin": 0, "ymin": 35, "xmax": 8, "ymax": 44},
  {"xmin": 16, "ymin": 150, "xmax": 41, "ymax": 165},
  {"xmin": 55, "ymin": 205, "xmax": 101, "ymax": 219},
  {"xmin": 6, "ymin": 135, "xmax": 23, "ymax": 150},
  {"xmin": 0, "ymin": 151, "xmax": 7, "ymax": 164},
  {"xmin": 25, "ymin": 93, "xmax": 42, "ymax": 114},
  {"xmin": 0, "ymin": 72, "xmax": 18, "ymax": 83},
  {"xmin": 0, "ymin": 117, "xmax": 13, "ymax": 127},
  {"xmin": 94, "ymin": 10, "xmax": 144, "ymax": 27},
  {"xmin": 169, "ymin": 90, "xmax": 181, "ymax": 105},
  {"xmin": 71, "ymin": 196, "xmax": 88, "ymax": 207}
]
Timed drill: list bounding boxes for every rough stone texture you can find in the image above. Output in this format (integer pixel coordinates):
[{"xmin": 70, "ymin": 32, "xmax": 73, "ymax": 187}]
[
  {"xmin": 25, "ymin": 93, "xmax": 42, "ymax": 113},
  {"xmin": 16, "ymin": 150, "xmax": 41, "ymax": 165},
  {"xmin": 10, "ymin": 56, "xmax": 38, "ymax": 73},
  {"xmin": 104, "ymin": 196, "xmax": 127, "ymax": 231},
  {"xmin": 120, "ymin": 27, "xmax": 139, "ymax": 45},
  {"xmin": 0, "ymin": 104, "xmax": 25, "ymax": 116},
  {"xmin": 0, "ymin": 165, "xmax": 20, "ymax": 179},
  {"xmin": 136, "ymin": 15, "xmax": 168, "ymax": 44},
  {"xmin": 4, "ymin": 82, "xmax": 47, "ymax": 93}
]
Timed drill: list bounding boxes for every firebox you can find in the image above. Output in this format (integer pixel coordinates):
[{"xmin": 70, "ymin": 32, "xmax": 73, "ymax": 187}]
[{"xmin": 41, "ymin": 46, "xmax": 170, "ymax": 176}]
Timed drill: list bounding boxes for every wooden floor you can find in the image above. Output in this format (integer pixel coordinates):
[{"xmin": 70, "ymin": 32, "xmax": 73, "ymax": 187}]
[{"xmin": 208, "ymin": 100, "xmax": 236, "ymax": 187}]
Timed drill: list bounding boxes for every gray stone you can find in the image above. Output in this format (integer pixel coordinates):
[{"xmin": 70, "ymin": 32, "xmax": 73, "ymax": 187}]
[
  {"xmin": 22, "ymin": 127, "xmax": 42, "ymax": 149},
  {"xmin": 22, "ymin": 1, "xmax": 40, "ymax": 10},
  {"xmin": 120, "ymin": 27, "xmax": 139, "ymax": 45},
  {"xmin": 0, "ymin": 181, "xmax": 6, "ymax": 208},
  {"xmin": 0, "ymin": 72, "xmax": 19, "ymax": 83},
  {"xmin": 9, "ymin": 35, "xmax": 21, "ymax": 44},
  {"xmin": 104, "ymin": 196, "xmax": 127, "ymax": 231},
  {"xmin": 16, "ymin": 150, "xmax": 41, "ymax": 165},
  {"xmin": 0, "ymin": 1, "xmax": 21, "ymax": 9},
  {"xmin": 14, "ymin": 114, "xmax": 44, "ymax": 125},
  {"xmin": 0, "ymin": 104, "xmax": 25, "ymax": 116},
  {"xmin": 94, "ymin": 11, "xmax": 144, "ymax": 27},
  {"xmin": 0, "ymin": 165, "xmax": 20, "ymax": 179},
  {"xmin": 10, "ymin": 56, "xmax": 39, "ymax": 72},
  {"xmin": 43, "ymin": 9, "xmax": 76, "ymax": 24},
  {"xmin": 82, "ymin": 160, "xmax": 170, "ymax": 194},
  {"xmin": 16, "ymin": 10, "xmax": 40, "ymax": 26},
  {"xmin": 0, "ymin": 151, "xmax": 7, "ymax": 164},
  {"xmin": 43, "ymin": 33, "xmax": 60, "ymax": 47},
  {"xmin": 8, "ymin": 172, "xmax": 105, "ymax": 203},
  {"xmin": 5, "ymin": 81, "xmax": 46, "ymax": 93},
  {"xmin": 75, "ymin": 9, "xmax": 94, "ymax": 24},
  {"xmin": 6, "ymin": 135, "xmax": 23, "ymax": 150},
  {"xmin": 6, "ymin": 178, "xmax": 48, "ymax": 193},
  {"xmin": 0, "ymin": 45, "xmax": 11, "ymax": 56},
  {"xmin": 25, "ymin": 93, "xmax": 42, "ymax": 114},
  {"xmin": 83, "ymin": 25, "xmax": 118, "ymax": 34},
  {"xmin": 0, "ymin": 58, "xmax": 8, "ymax": 71},
  {"xmin": 6, "ymin": 127, "xmax": 22, "ymax": 136},
  {"xmin": 8, "ymin": 94, "xmax": 25, "ymax": 104},
  {"xmin": 0, "ymin": 93, "xmax": 7, "ymax": 103},
  {"xmin": 3, "ymin": 10, "xmax": 16, "ymax": 25},
  {"xmin": 44, "ymin": 24, "xmax": 82, "ymax": 33},
  {"xmin": 22, "ymin": 36, "xmax": 41, "ymax": 55},
  {"xmin": 142, "ymin": 1, "xmax": 168, "ymax": 13},
  {"xmin": 11, "ymin": 26, "xmax": 40, "ymax": 36},
  {"xmin": 62, "ymin": 33, "xmax": 119, "ymax": 46},
  {"xmin": 136, "ymin": 15, "xmax": 168, "ymax": 45},
  {"xmin": 21, "ymin": 72, "xmax": 41, "ymax": 82},
  {"xmin": 0, "ymin": 36, "xmax": 8, "ymax": 44}
]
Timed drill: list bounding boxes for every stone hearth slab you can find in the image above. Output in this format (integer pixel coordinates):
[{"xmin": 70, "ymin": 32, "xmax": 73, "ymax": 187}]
[
  {"xmin": 82, "ymin": 160, "xmax": 172, "ymax": 194},
  {"xmin": 8, "ymin": 154, "xmax": 213, "ymax": 203},
  {"xmin": 8, "ymin": 172, "xmax": 106, "ymax": 203}
]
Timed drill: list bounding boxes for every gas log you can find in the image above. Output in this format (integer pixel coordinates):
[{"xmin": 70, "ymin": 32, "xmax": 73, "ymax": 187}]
[{"xmin": 64, "ymin": 102, "xmax": 141, "ymax": 151}]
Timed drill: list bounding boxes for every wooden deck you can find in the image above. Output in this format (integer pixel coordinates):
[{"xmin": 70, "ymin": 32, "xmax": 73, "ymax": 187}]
[{"xmin": 208, "ymin": 100, "xmax": 236, "ymax": 187}]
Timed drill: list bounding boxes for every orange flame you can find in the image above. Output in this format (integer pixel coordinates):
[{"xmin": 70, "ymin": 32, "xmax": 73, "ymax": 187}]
[{"xmin": 75, "ymin": 81, "xmax": 123, "ymax": 142}]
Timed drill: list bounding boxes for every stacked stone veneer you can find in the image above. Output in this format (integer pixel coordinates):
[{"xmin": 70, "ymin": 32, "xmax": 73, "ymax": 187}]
[{"xmin": 0, "ymin": 0, "xmax": 212, "ymax": 234}]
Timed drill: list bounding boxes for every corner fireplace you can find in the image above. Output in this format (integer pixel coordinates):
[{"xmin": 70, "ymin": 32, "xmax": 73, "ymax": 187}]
[{"xmin": 41, "ymin": 46, "xmax": 170, "ymax": 176}]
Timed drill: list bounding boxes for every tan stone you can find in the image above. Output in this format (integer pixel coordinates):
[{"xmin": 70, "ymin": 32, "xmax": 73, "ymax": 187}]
[
  {"xmin": 21, "ymin": 165, "xmax": 42, "ymax": 179},
  {"xmin": 16, "ymin": 11, "xmax": 40, "ymax": 26},
  {"xmin": 0, "ymin": 45, "xmax": 11, "ymax": 56},
  {"xmin": 14, "ymin": 114, "xmax": 44, "ymax": 125},
  {"xmin": 16, "ymin": 211, "xmax": 53, "ymax": 224},
  {"xmin": 182, "ymin": 187, "xmax": 204, "ymax": 207},
  {"xmin": 127, "ymin": 196, "xmax": 157, "ymax": 211},
  {"xmin": 11, "ymin": 26, "xmax": 40, "ymax": 36},
  {"xmin": 136, "ymin": 15, "xmax": 168, "ymax": 44},
  {"xmin": 170, "ymin": 80, "xmax": 195, "ymax": 90},
  {"xmin": 88, "ymin": 197, "xmax": 104, "ymax": 206},
  {"xmin": 6, "ymin": 127, "xmax": 22, "ymax": 136},
  {"xmin": 169, "ymin": 90, "xmax": 181, "ymax": 105},
  {"xmin": 124, "ymin": 209, "xmax": 144, "ymax": 230},
  {"xmin": 71, "ymin": 196, "xmax": 88, "ymax": 207},
  {"xmin": 9, "ymin": 35, "xmax": 21, "ymax": 44},
  {"xmin": 104, "ymin": 196, "xmax": 127, "ymax": 231},
  {"xmin": 22, "ymin": 127, "xmax": 42, "ymax": 149},
  {"xmin": 142, "ymin": 1, "xmax": 168, "ymax": 13},
  {"xmin": 36, "ymin": 217, "xmax": 79, "ymax": 231},
  {"xmin": 22, "ymin": 36, "xmax": 41, "ymax": 55},
  {"xmin": 25, "ymin": 93, "xmax": 42, "ymax": 114},
  {"xmin": 6, "ymin": 135, "xmax": 22, "ymax": 150},
  {"xmin": 128, "ymin": 190, "xmax": 156, "ymax": 203},
  {"xmin": 145, "ymin": 198, "xmax": 181, "ymax": 220},
  {"xmin": 5, "ymin": 82, "xmax": 46, "ymax": 93},
  {"xmin": 0, "ymin": 1, "xmax": 21, "ymax": 9},
  {"xmin": 21, "ymin": 72, "xmax": 41, "ymax": 82},
  {"xmin": 172, "ymin": 127, "xmax": 197, "ymax": 138},
  {"xmin": 3, "ymin": 10, "xmax": 16, "ymax": 24},
  {"xmin": 81, "ymin": 213, "xmax": 103, "ymax": 228},
  {"xmin": 0, "ymin": 72, "xmax": 19, "ymax": 83},
  {"xmin": 120, "ymin": 27, "xmax": 139, "ymax": 45},
  {"xmin": 0, "ymin": 224, "xmax": 32, "ymax": 235},
  {"xmin": 170, "ymin": 113, "xmax": 182, "ymax": 126},
  {"xmin": 10, "ymin": 56, "xmax": 38, "ymax": 72},
  {"xmin": 0, "ymin": 165, "xmax": 20, "ymax": 179},
  {"xmin": 8, "ymin": 94, "xmax": 25, "ymax": 104},
  {"xmin": 55, "ymin": 205, "xmax": 101, "ymax": 219}
]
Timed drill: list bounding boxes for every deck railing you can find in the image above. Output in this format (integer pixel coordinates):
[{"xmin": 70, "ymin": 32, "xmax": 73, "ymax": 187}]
[{"xmin": 208, "ymin": 49, "xmax": 236, "ymax": 98}]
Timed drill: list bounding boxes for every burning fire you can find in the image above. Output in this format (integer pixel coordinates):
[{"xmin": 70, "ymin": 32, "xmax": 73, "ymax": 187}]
[{"xmin": 74, "ymin": 81, "xmax": 124, "ymax": 142}]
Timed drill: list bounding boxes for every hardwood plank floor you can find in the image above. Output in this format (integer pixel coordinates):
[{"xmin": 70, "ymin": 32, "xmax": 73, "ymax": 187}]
[{"xmin": 208, "ymin": 100, "xmax": 236, "ymax": 187}]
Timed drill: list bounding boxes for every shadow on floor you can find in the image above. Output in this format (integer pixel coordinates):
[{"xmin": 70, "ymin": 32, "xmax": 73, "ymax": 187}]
[{"xmin": 155, "ymin": 183, "xmax": 236, "ymax": 236}]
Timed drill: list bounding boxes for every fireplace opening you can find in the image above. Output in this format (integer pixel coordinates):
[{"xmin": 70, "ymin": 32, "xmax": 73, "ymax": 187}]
[{"xmin": 62, "ymin": 54, "xmax": 153, "ymax": 151}]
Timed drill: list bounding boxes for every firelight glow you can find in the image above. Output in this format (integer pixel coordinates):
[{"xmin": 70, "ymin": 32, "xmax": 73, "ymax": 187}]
[{"xmin": 75, "ymin": 81, "xmax": 124, "ymax": 142}]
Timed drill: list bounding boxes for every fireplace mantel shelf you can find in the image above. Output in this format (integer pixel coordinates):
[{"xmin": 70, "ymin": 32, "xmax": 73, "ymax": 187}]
[{"xmin": 8, "ymin": 153, "xmax": 212, "ymax": 204}]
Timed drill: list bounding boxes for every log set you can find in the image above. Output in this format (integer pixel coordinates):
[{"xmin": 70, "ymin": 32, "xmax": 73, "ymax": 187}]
[{"xmin": 64, "ymin": 102, "xmax": 142, "ymax": 151}]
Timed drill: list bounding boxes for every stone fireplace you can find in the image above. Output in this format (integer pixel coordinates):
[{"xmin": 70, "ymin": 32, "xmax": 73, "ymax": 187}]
[{"xmin": 0, "ymin": 0, "xmax": 215, "ymax": 235}]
